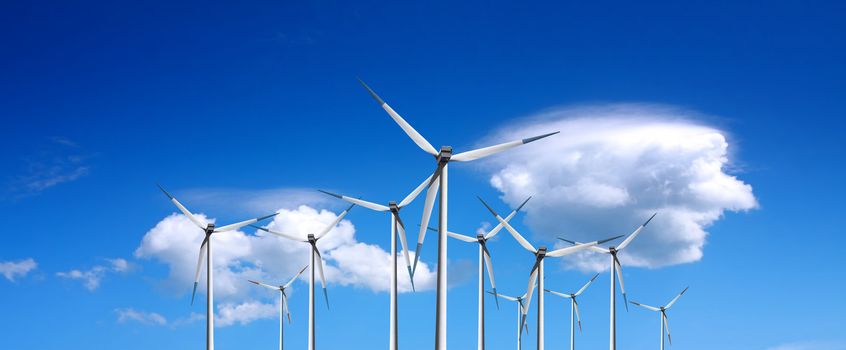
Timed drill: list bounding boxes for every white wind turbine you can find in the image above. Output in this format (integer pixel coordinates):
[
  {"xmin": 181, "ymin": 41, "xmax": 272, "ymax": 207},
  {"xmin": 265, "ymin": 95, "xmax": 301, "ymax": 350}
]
[
  {"xmin": 248, "ymin": 266, "xmax": 309, "ymax": 350},
  {"xmin": 252, "ymin": 203, "xmax": 355, "ymax": 350},
  {"xmin": 477, "ymin": 197, "xmax": 616, "ymax": 350},
  {"xmin": 487, "ymin": 290, "xmax": 531, "ymax": 350},
  {"xmin": 157, "ymin": 185, "xmax": 278, "ymax": 350},
  {"xmin": 428, "ymin": 196, "xmax": 532, "ymax": 350},
  {"xmin": 358, "ymin": 79, "xmax": 558, "ymax": 348},
  {"xmin": 557, "ymin": 213, "xmax": 657, "ymax": 350},
  {"xmin": 545, "ymin": 273, "xmax": 600, "ymax": 350},
  {"xmin": 317, "ymin": 175, "xmax": 431, "ymax": 350},
  {"xmin": 630, "ymin": 287, "xmax": 689, "ymax": 350}
]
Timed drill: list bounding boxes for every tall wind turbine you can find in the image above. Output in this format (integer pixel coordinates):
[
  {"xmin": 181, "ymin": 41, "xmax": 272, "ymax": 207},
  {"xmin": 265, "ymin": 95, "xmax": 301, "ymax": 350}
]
[
  {"xmin": 630, "ymin": 287, "xmax": 689, "ymax": 350},
  {"xmin": 358, "ymin": 79, "xmax": 558, "ymax": 348},
  {"xmin": 545, "ymin": 273, "xmax": 600, "ymax": 350},
  {"xmin": 248, "ymin": 266, "xmax": 309, "ymax": 350},
  {"xmin": 252, "ymin": 204, "xmax": 355, "ymax": 350},
  {"xmin": 477, "ymin": 197, "xmax": 616, "ymax": 350},
  {"xmin": 317, "ymin": 175, "xmax": 431, "ymax": 350},
  {"xmin": 157, "ymin": 185, "xmax": 278, "ymax": 350},
  {"xmin": 488, "ymin": 290, "xmax": 531, "ymax": 350},
  {"xmin": 557, "ymin": 213, "xmax": 657, "ymax": 350},
  {"xmin": 429, "ymin": 196, "xmax": 532, "ymax": 350}
]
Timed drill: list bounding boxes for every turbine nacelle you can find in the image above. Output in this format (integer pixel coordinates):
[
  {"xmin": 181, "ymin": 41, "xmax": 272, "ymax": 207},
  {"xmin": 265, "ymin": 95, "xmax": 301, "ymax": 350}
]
[
  {"xmin": 205, "ymin": 223, "xmax": 215, "ymax": 233},
  {"xmin": 388, "ymin": 201, "xmax": 400, "ymax": 213},
  {"xmin": 307, "ymin": 234, "xmax": 317, "ymax": 244},
  {"xmin": 536, "ymin": 246, "xmax": 548, "ymax": 259},
  {"xmin": 437, "ymin": 146, "xmax": 453, "ymax": 162},
  {"xmin": 476, "ymin": 233, "xmax": 486, "ymax": 242}
]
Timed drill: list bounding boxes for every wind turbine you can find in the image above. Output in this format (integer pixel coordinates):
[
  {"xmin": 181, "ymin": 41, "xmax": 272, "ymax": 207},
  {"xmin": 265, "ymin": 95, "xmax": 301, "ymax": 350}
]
[
  {"xmin": 545, "ymin": 273, "xmax": 600, "ymax": 350},
  {"xmin": 358, "ymin": 79, "xmax": 558, "ymax": 348},
  {"xmin": 428, "ymin": 196, "xmax": 532, "ymax": 350},
  {"xmin": 557, "ymin": 213, "xmax": 657, "ymax": 350},
  {"xmin": 630, "ymin": 287, "xmax": 689, "ymax": 350},
  {"xmin": 477, "ymin": 197, "xmax": 617, "ymax": 350},
  {"xmin": 487, "ymin": 290, "xmax": 531, "ymax": 350},
  {"xmin": 157, "ymin": 185, "xmax": 278, "ymax": 350},
  {"xmin": 317, "ymin": 175, "xmax": 431, "ymax": 350},
  {"xmin": 252, "ymin": 203, "xmax": 355, "ymax": 350},
  {"xmin": 248, "ymin": 265, "xmax": 309, "ymax": 350}
]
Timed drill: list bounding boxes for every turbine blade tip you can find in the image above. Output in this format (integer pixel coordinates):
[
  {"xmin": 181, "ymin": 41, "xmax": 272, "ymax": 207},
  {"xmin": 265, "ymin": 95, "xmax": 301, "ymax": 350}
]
[
  {"xmin": 318, "ymin": 189, "xmax": 343, "ymax": 199},
  {"xmin": 477, "ymin": 196, "xmax": 497, "ymax": 215},
  {"xmin": 357, "ymin": 78, "xmax": 385, "ymax": 105},
  {"xmin": 645, "ymin": 212, "xmax": 658, "ymax": 226},
  {"xmin": 157, "ymin": 183, "xmax": 173, "ymax": 199},
  {"xmin": 522, "ymin": 131, "xmax": 559, "ymax": 144}
]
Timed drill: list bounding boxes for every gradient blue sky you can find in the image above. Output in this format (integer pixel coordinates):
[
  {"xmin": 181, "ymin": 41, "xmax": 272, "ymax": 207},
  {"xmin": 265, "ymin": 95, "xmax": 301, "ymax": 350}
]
[{"xmin": 1, "ymin": 1, "xmax": 844, "ymax": 349}]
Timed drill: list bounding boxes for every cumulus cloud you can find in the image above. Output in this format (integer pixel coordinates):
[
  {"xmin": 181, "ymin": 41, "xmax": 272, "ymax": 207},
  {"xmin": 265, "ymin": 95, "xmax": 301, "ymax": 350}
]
[
  {"xmin": 479, "ymin": 104, "xmax": 757, "ymax": 271},
  {"xmin": 57, "ymin": 258, "xmax": 130, "ymax": 290},
  {"xmin": 0, "ymin": 258, "xmax": 37, "ymax": 281},
  {"xmin": 216, "ymin": 301, "xmax": 277, "ymax": 327},
  {"xmin": 135, "ymin": 205, "xmax": 436, "ymax": 325},
  {"xmin": 115, "ymin": 308, "xmax": 168, "ymax": 326}
]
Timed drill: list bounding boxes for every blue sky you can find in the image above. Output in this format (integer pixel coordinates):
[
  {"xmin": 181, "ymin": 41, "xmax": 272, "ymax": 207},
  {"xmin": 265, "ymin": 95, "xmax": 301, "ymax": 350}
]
[{"xmin": 1, "ymin": 1, "xmax": 844, "ymax": 349}]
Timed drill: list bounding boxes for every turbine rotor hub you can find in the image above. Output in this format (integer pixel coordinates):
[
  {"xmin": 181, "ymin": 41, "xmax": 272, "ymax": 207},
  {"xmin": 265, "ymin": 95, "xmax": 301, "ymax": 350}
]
[
  {"xmin": 437, "ymin": 146, "xmax": 453, "ymax": 163},
  {"xmin": 388, "ymin": 201, "xmax": 400, "ymax": 213},
  {"xmin": 307, "ymin": 234, "xmax": 316, "ymax": 243}
]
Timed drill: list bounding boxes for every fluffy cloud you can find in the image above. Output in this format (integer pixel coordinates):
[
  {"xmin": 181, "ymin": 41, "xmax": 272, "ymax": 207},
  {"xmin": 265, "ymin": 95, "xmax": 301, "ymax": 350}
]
[
  {"xmin": 479, "ymin": 104, "xmax": 757, "ymax": 271},
  {"xmin": 216, "ymin": 301, "xmax": 277, "ymax": 327},
  {"xmin": 57, "ymin": 258, "xmax": 130, "ymax": 290},
  {"xmin": 115, "ymin": 308, "xmax": 168, "ymax": 326},
  {"xmin": 0, "ymin": 258, "xmax": 37, "ymax": 281},
  {"xmin": 135, "ymin": 205, "xmax": 436, "ymax": 325}
]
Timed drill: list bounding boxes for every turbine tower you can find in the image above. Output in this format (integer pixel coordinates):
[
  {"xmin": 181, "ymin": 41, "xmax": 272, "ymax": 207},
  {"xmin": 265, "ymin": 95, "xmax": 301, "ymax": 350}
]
[
  {"xmin": 630, "ymin": 287, "xmax": 689, "ymax": 350},
  {"xmin": 558, "ymin": 213, "xmax": 656, "ymax": 350},
  {"xmin": 478, "ymin": 197, "xmax": 615, "ymax": 350},
  {"xmin": 545, "ymin": 273, "xmax": 600, "ymax": 350},
  {"xmin": 252, "ymin": 204, "xmax": 355, "ymax": 350},
  {"xmin": 487, "ymin": 290, "xmax": 531, "ymax": 350},
  {"xmin": 358, "ymin": 79, "xmax": 558, "ymax": 349},
  {"xmin": 248, "ymin": 266, "xmax": 309, "ymax": 350},
  {"xmin": 157, "ymin": 185, "xmax": 278, "ymax": 350},
  {"xmin": 430, "ymin": 196, "xmax": 532, "ymax": 350},
  {"xmin": 317, "ymin": 174, "xmax": 431, "ymax": 350}
]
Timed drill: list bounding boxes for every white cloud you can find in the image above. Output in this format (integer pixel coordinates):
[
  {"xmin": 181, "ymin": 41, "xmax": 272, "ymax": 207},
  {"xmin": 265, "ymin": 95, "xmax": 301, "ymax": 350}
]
[
  {"xmin": 57, "ymin": 258, "xmax": 130, "ymax": 290},
  {"xmin": 0, "ymin": 258, "xmax": 37, "ymax": 281},
  {"xmin": 216, "ymin": 301, "xmax": 277, "ymax": 327},
  {"xmin": 479, "ymin": 104, "xmax": 757, "ymax": 271},
  {"xmin": 135, "ymin": 205, "xmax": 436, "ymax": 326},
  {"xmin": 115, "ymin": 308, "xmax": 168, "ymax": 326}
]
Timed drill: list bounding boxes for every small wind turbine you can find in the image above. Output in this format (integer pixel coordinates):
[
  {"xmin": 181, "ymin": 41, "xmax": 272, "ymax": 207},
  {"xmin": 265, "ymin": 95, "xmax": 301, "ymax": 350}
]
[
  {"xmin": 558, "ymin": 213, "xmax": 656, "ymax": 350},
  {"xmin": 545, "ymin": 274, "xmax": 600, "ymax": 350},
  {"xmin": 248, "ymin": 266, "xmax": 309, "ymax": 350},
  {"xmin": 318, "ymin": 175, "xmax": 431, "ymax": 350},
  {"xmin": 488, "ymin": 290, "xmax": 531, "ymax": 350},
  {"xmin": 157, "ymin": 185, "xmax": 277, "ymax": 350},
  {"xmin": 477, "ymin": 196, "xmax": 616, "ymax": 350},
  {"xmin": 358, "ymin": 79, "xmax": 558, "ymax": 348},
  {"xmin": 428, "ymin": 196, "xmax": 532, "ymax": 350},
  {"xmin": 252, "ymin": 203, "xmax": 355, "ymax": 350},
  {"xmin": 630, "ymin": 287, "xmax": 689, "ymax": 350}
]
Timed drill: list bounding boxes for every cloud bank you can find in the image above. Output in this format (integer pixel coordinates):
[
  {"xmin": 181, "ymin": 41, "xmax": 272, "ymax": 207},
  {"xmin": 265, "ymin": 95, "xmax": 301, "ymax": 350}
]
[
  {"xmin": 135, "ymin": 205, "xmax": 436, "ymax": 326},
  {"xmin": 480, "ymin": 104, "xmax": 757, "ymax": 271},
  {"xmin": 0, "ymin": 258, "xmax": 37, "ymax": 281}
]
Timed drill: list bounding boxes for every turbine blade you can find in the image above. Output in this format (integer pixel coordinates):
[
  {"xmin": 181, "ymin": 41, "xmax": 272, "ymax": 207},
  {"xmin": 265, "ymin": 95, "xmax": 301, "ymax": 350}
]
[
  {"xmin": 283, "ymin": 265, "xmax": 309, "ymax": 289},
  {"xmin": 315, "ymin": 204, "xmax": 355, "ymax": 240},
  {"xmin": 312, "ymin": 246, "xmax": 329, "ymax": 309},
  {"xmin": 358, "ymin": 79, "xmax": 438, "ymax": 156},
  {"xmin": 544, "ymin": 289, "xmax": 572, "ymax": 299},
  {"xmin": 663, "ymin": 312, "xmax": 672, "ymax": 345},
  {"xmin": 283, "ymin": 293, "xmax": 292, "ymax": 324},
  {"xmin": 614, "ymin": 257, "xmax": 628, "ymax": 312},
  {"xmin": 191, "ymin": 237, "xmax": 208, "ymax": 305},
  {"xmin": 557, "ymin": 237, "xmax": 610, "ymax": 254},
  {"xmin": 545, "ymin": 240, "xmax": 600, "ymax": 257},
  {"xmin": 158, "ymin": 184, "xmax": 207, "ymax": 229},
  {"xmin": 665, "ymin": 286, "xmax": 689, "ymax": 309},
  {"xmin": 451, "ymin": 132, "xmax": 559, "ymax": 162},
  {"xmin": 481, "ymin": 244, "xmax": 499, "ymax": 309},
  {"xmin": 398, "ymin": 174, "xmax": 433, "ymax": 208},
  {"xmin": 395, "ymin": 216, "xmax": 415, "ymax": 291},
  {"xmin": 616, "ymin": 213, "xmax": 657, "ymax": 251},
  {"xmin": 478, "ymin": 197, "xmax": 536, "ymax": 252},
  {"xmin": 215, "ymin": 213, "xmax": 278, "ymax": 232},
  {"xmin": 446, "ymin": 231, "xmax": 477, "ymax": 243},
  {"xmin": 573, "ymin": 299, "xmax": 583, "ymax": 333},
  {"xmin": 318, "ymin": 190, "xmax": 389, "ymax": 212},
  {"xmin": 252, "ymin": 225, "xmax": 304, "ymax": 242},
  {"xmin": 630, "ymin": 301, "xmax": 660, "ymax": 312},
  {"xmin": 575, "ymin": 273, "xmax": 600, "ymax": 296},
  {"xmin": 413, "ymin": 177, "xmax": 440, "ymax": 275},
  {"xmin": 522, "ymin": 265, "xmax": 540, "ymax": 317},
  {"xmin": 248, "ymin": 279, "xmax": 279, "ymax": 291},
  {"xmin": 484, "ymin": 196, "xmax": 531, "ymax": 240},
  {"xmin": 488, "ymin": 291, "xmax": 518, "ymax": 302}
]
